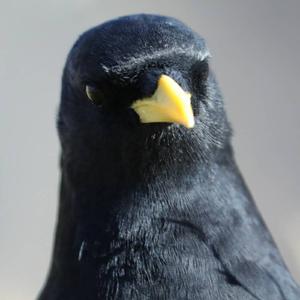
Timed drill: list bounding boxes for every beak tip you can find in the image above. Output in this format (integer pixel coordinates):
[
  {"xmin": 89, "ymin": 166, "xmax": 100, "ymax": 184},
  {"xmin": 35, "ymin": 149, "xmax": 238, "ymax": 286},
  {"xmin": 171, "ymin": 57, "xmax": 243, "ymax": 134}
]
[{"xmin": 184, "ymin": 118, "xmax": 195, "ymax": 129}]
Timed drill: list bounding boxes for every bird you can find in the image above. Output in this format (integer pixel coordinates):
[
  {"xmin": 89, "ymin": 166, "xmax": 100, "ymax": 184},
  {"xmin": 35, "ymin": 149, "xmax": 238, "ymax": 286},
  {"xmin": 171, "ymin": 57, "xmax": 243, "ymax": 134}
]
[{"xmin": 38, "ymin": 14, "xmax": 300, "ymax": 300}]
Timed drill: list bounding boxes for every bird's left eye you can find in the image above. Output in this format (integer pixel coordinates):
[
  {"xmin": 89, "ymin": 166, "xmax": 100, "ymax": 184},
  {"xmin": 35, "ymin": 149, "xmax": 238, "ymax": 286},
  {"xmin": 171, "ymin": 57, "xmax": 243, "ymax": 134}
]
[{"xmin": 85, "ymin": 85, "xmax": 105, "ymax": 105}]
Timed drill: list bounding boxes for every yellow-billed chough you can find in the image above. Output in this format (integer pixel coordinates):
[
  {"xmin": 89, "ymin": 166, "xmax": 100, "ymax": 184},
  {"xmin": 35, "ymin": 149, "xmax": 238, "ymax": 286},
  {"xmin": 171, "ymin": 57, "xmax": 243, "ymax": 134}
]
[{"xmin": 38, "ymin": 14, "xmax": 300, "ymax": 300}]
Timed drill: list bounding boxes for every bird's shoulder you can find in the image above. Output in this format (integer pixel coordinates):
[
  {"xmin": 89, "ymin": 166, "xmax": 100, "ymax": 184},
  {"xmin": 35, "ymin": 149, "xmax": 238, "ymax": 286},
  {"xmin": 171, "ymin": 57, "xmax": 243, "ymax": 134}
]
[{"xmin": 189, "ymin": 158, "xmax": 300, "ymax": 300}]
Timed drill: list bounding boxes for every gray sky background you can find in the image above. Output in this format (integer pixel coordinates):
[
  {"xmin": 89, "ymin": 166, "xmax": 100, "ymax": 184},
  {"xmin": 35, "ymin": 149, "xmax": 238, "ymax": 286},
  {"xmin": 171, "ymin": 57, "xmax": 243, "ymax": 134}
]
[{"xmin": 1, "ymin": 1, "xmax": 299, "ymax": 299}]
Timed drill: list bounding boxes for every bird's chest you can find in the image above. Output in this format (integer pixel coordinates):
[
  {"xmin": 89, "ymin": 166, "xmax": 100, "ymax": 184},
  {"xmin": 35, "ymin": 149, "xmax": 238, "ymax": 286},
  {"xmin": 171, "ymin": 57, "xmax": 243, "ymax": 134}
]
[{"xmin": 73, "ymin": 217, "xmax": 220, "ymax": 300}]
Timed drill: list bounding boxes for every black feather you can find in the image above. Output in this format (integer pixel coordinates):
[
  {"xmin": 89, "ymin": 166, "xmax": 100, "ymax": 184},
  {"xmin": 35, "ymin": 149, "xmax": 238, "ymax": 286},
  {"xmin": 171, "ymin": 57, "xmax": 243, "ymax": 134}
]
[{"xmin": 38, "ymin": 14, "xmax": 300, "ymax": 300}]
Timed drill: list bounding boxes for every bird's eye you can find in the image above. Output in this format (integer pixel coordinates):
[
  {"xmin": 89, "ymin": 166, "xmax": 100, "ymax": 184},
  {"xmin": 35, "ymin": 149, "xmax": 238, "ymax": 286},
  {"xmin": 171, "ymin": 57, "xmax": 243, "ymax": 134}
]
[
  {"xmin": 190, "ymin": 60, "xmax": 209, "ymax": 94},
  {"xmin": 85, "ymin": 85, "xmax": 105, "ymax": 105},
  {"xmin": 191, "ymin": 60, "xmax": 209, "ymax": 81}
]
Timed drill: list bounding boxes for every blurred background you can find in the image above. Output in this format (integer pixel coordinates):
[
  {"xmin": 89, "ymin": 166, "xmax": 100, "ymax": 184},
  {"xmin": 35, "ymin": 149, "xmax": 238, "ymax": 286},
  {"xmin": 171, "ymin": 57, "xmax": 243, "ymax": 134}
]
[{"xmin": 1, "ymin": 1, "xmax": 299, "ymax": 299}]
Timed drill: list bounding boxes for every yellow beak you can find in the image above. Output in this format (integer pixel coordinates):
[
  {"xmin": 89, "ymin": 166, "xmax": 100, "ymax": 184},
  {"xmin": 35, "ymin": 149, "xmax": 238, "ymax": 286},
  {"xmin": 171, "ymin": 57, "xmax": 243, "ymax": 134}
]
[{"xmin": 131, "ymin": 75, "xmax": 195, "ymax": 128}]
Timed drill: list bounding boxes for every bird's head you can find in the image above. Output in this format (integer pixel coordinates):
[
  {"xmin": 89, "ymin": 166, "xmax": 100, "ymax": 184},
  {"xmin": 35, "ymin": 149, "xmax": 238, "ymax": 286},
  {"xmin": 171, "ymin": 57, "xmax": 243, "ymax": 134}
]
[{"xmin": 58, "ymin": 14, "xmax": 231, "ymax": 179}]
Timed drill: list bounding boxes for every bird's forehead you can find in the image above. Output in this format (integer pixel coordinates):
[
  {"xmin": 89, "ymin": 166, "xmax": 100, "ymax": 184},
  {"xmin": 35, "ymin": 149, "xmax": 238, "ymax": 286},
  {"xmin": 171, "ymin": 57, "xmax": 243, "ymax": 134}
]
[
  {"xmin": 101, "ymin": 46, "xmax": 210, "ymax": 75},
  {"xmin": 72, "ymin": 15, "xmax": 210, "ymax": 79}
]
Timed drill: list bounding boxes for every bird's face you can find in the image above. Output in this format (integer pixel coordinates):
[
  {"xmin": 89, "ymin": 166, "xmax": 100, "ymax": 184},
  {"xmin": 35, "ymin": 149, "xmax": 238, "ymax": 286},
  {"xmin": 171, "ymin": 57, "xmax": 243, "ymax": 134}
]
[{"xmin": 59, "ymin": 15, "xmax": 231, "ymax": 168}]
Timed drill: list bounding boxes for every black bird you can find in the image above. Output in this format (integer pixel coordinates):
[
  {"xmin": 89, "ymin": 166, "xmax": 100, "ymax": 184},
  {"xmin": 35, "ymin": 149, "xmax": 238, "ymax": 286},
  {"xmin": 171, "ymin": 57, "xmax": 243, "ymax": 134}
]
[{"xmin": 38, "ymin": 14, "xmax": 300, "ymax": 300}]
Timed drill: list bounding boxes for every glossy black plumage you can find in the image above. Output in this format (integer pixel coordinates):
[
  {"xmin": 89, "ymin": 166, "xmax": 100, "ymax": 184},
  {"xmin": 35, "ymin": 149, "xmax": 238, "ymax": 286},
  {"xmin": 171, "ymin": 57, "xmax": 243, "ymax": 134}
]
[{"xmin": 38, "ymin": 14, "xmax": 300, "ymax": 299}]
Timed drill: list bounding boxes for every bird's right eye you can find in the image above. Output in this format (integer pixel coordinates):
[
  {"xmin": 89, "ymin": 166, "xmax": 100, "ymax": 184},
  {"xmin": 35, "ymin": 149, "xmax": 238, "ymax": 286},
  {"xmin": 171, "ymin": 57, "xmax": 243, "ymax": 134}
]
[{"xmin": 85, "ymin": 85, "xmax": 105, "ymax": 105}]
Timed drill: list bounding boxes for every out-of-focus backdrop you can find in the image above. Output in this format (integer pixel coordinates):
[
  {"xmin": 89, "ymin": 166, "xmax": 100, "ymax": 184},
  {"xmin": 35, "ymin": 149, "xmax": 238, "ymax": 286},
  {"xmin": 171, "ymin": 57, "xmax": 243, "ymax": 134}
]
[{"xmin": 1, "ymin": 1, "xmax": 299, "ymax": 299}]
